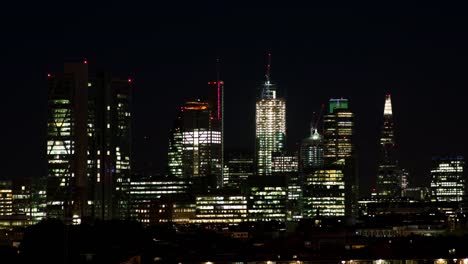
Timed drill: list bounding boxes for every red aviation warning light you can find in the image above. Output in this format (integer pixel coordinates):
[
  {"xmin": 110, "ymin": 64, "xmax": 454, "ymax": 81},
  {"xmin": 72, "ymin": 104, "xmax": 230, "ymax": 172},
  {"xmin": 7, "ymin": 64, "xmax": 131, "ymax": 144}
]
[
  {"xmin": 217, "ymin": 81, "xmax": 221, "ymax": 120},
  {"xmin": 128, "ymin": 78, "xmax": 132, "ymax": 83},
  {"xmin": 47, "ymin": 73, "xmax": 51, "ymax": 78}
]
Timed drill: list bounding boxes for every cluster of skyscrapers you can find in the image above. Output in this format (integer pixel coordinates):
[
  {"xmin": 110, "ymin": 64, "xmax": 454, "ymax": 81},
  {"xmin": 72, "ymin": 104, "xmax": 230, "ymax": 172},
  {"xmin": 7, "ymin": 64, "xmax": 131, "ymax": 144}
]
[{"xmin": 0, "ymin": 58, "xmax": 466, "ymax": 231}]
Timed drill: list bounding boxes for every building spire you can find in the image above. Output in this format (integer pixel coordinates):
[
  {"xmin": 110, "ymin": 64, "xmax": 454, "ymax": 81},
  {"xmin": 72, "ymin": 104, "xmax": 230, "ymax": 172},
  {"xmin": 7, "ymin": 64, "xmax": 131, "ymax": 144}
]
[
  {"xmin": 260, "ymin": 53, "xmax": 276, "ymax": 99},
  {"xmin": 384, "ymin": 94, "xmax": 392, "ymax": 116},
  {"xmin": 265, "ymin": 53, "xmax": 271, "ymax": 84}
]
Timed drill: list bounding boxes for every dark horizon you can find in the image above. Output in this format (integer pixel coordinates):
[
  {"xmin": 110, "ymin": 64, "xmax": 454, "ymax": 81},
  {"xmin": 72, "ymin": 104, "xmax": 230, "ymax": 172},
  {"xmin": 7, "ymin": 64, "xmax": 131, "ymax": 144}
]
[{"xmin": 2, "ymin": 3, "xmax": 468, "ymax": 196}]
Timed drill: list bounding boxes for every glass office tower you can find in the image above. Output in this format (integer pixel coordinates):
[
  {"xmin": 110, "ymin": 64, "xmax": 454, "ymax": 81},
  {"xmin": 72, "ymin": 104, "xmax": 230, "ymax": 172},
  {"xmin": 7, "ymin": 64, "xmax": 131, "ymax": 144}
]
[
  {"xmin": 168, "ymin": 100, "xmax": 222, "ymax": 191},
  {"xmin": 47, "ymin": 62, "xmax": 132, "ymax": 223}
]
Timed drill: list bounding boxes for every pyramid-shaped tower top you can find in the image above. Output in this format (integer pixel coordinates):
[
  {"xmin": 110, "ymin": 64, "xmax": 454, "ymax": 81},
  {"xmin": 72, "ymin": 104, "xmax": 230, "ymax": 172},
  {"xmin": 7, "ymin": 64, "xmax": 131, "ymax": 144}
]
[{"xmin": 384, "ymin": 94, "xmax": 392, "ymax": 116}]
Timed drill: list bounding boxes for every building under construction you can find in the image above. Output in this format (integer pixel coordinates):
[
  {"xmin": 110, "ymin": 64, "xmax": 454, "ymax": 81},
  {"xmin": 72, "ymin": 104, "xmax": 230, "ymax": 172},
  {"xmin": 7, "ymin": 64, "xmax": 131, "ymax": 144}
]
[{"xmin": 255, "ymin": 54, "xmax": 286, "ymax": 176}]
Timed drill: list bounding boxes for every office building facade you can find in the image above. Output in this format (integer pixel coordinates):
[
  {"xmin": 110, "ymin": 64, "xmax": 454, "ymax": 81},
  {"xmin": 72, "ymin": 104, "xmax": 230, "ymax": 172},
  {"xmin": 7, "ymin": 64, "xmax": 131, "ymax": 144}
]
[
  {"xmin": 247, "ymin": 175, "xmax": 288, "ymax": 222},
  {"xmin": 430, "ymin": 156, "xmax": 465, "ymax": 202},
  {"xmin": 192, "ymin": 194, "xmax": 247, "ymax": 224},
  {"xmin": 223, "ymin": 151, "xmax": 254, "ymax": 189},
  {"xmin": 303, "ymin": 169, "xmax": 345, "ymax": 217},
  {"xmin": 322, "ymin": 98, "xmax": 357, "ymax": 218},
  {"xmin": 129, "ymin": 176, "xmax": 192, "ymax": 224}
]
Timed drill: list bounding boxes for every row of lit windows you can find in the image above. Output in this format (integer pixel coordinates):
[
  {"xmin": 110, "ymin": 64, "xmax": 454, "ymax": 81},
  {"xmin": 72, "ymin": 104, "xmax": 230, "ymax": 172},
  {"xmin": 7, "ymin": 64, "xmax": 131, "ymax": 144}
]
[
  {"xmin": 195, "ymin": 213, "xmax": 247, "ymax": 218},
  {"xmin": 196, "ymin": 196, "xmax": 246, "ymax": 201},
  {"xmin": 197, "ymin": 205, "xmax": 247, "ymax": 210}
]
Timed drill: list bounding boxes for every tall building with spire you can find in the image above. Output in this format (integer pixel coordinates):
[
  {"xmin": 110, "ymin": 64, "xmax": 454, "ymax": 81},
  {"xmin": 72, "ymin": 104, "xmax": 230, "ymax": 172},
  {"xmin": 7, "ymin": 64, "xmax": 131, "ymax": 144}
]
[
  {"xmin": 255, "ymin": 54, "xmax": 286, "ymax": 175},
  {"xmin": 376, "ymin": 94, "xmax": 401, "ymax": 198}
]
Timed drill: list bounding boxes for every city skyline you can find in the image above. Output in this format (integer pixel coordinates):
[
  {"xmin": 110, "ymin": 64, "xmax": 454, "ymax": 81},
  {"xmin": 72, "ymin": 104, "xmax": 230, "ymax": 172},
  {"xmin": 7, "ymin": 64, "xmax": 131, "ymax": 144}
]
[{"xmin": 2, "ymin": 4, "xmax": 468, "ymax": 197}]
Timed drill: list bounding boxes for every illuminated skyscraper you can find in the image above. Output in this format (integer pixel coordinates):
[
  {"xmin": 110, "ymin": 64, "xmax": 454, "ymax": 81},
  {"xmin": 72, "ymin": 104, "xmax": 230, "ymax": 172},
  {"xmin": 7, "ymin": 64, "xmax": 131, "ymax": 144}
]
[
  {"xmin": 88, "ymin": 73, "xmax": 132, "ymax": 220},
  {"xmin": 430, "ymin": 156, "xmax": 465, "ymax": 202},
  {"xmin": 255, "ymin": 54, "xmax": 286, "ymax": 175},
  {"xmin": 323, "ymin": 99, "xmax": 353, "ymax": 163},
  {"xmin": 46, "ymin": 62, "xmax": 89, "ymax": 223},
  {"xmin": 376, "ymin": 94, "xmax": 401, "ymax": 198},
  {"xmin": 168, "ymin": 100, "xmax": 222, "ymax": 191},
  {"xmin": 322, "ymin": 98, "xmax": 357, "ymax": 218},
  {"xmin": 301, "ymin": 123, "xmax": 331, "ymax": 218},
  {"xmin": 167, "ymin": 112, "xmax": 183, "ymax": 178},
  {"xmin": 168, "ymin": 69, "xmax": 225, "ymax": 183},
  {"xmin": 47, "ymin": 62, "xmax": 132, "ymax": 223}
]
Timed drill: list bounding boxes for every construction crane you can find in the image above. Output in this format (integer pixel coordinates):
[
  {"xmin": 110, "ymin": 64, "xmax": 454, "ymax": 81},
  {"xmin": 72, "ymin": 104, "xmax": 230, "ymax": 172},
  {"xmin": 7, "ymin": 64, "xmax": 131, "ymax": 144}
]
[{"xmin": 311, "ymin": 103, "xmax": 325, "ymax": 133}]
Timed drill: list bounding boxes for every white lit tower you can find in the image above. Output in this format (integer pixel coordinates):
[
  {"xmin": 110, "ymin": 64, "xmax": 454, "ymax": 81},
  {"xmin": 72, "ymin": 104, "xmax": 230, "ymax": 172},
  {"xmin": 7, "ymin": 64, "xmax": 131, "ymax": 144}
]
[
  {"xmin": 376, "ymin": 94, "xmax": 401, "ymax": 198},
  {"xmin": 255, "ymin": 54, "xmax": 286, "ymax": 176}
]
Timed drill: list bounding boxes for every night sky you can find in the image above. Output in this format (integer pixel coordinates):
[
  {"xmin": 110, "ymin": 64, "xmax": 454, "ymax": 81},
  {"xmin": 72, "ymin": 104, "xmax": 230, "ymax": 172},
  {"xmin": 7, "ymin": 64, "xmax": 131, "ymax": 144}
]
[{"xmin": 2, "ymin": 3, "xmax": 468, "ymax": 196}]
